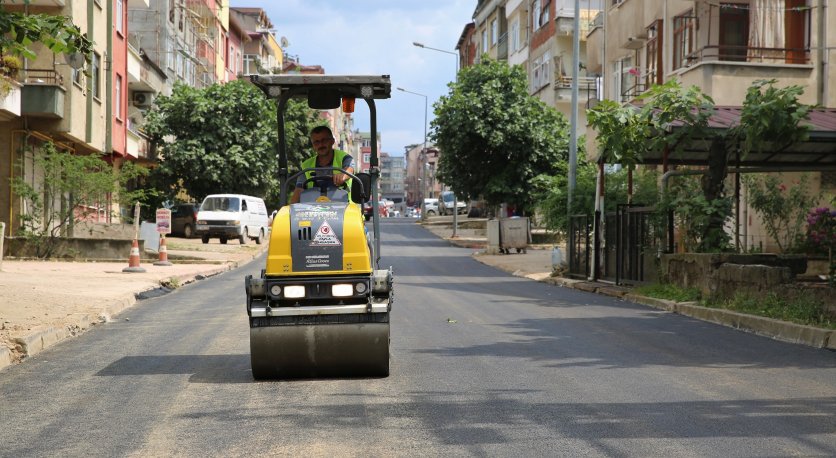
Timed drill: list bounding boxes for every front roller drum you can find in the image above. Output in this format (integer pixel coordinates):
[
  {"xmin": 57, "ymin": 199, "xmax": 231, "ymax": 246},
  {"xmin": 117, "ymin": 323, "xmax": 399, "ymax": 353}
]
[{"xmin": 250, "ymin": 321, "xmax": 390, "ymax": 379}]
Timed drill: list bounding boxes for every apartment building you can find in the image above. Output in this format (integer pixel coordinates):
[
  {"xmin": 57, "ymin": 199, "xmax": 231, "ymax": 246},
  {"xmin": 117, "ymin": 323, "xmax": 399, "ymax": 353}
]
[
  {"xmin": 584, "ymin": 0, "xmax": 835, "ymax": 254},
  {"xmin": 1, "ymin": 0, "xmax": 129, "ymax": 234},
  {"xmin": 463, "ymin": 0, "xmax": 601, "ymax": 130},
  {"xmin": 231, "ymin": 7, "xmax": 283, "ymax": 76},
  {"xmin": 379, "ymin": 153, "xmax": 406, "ymax": 203}
]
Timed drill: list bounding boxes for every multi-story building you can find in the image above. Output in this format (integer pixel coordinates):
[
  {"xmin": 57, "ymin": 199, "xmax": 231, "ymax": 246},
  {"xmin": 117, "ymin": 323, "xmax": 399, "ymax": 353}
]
[
  {"xmin": 403, "ymin": 143, "xmax": 441, "ymax": 204},
  {"xmin": 231, "ymin": 7, "xmax": 283, "ymax": 76},
  {"xmin": 1, "ymin": 0, "xmax": 130, "ymax": 234},
  {"xmin": 379, "ymin": 153, "xmax": 405, "ymax": 202},
  {"xmin": 462, "ymin": 1, "xmax": 601, "ymax": 133},
  {"xmin": 585, "ymin": 0, "xmax": 836, "ymax": 253}
]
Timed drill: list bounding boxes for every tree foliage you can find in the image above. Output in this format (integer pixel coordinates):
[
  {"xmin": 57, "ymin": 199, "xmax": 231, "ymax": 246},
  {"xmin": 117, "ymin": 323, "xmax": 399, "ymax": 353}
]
[
  {"xmin": 587, "ymin": 79, "xmax": 811, "ymax": 252},
  {"xmin": 145, "ymin": 81, "xmax": 276, "ymax": 203},
  {"xmin": 144, "ymin": 80, "xmax": 322, "ymax": 206},
  {"xmin": 430, "ymin": 56, "xmax": 570, "ymax": 211},
  {"xmin": 0, "ymin": 3, "xmax": 93, "ymax": 59}
]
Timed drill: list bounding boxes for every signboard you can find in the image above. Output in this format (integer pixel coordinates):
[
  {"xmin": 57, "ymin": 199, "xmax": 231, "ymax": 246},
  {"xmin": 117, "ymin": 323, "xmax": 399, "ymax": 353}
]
[{"xmin": 156, "ymin": 208, "xmax": 172, "ymax": 234}]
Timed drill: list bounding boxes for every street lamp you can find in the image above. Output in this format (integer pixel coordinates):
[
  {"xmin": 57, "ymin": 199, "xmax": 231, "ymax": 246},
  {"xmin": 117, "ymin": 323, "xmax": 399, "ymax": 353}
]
[
  {"xmin": 397, "ymin": 87, "xmax": 429, "ymax": 213},
  {"xmin": 413, "ymin": 41, "xmax": 460, "ymax": 236}
]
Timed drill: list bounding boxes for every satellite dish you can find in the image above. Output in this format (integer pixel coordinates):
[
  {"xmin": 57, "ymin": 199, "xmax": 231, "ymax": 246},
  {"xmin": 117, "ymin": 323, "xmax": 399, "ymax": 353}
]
[
  {"xmin": 280, "ymin": 36, "xmax": 290, "ymax": 48},
  {"xmin": 64, "ymin": 52, "xmax": 85, "ymax": 70}
]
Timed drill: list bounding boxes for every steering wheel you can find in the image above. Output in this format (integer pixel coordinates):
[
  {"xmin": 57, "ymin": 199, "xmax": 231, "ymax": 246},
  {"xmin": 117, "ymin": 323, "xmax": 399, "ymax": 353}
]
[
  {"xmin": 288, "ymin": 167, "xmax": 366, "ymax": 203},
  {"xmin": 301, "ymin": 174, "xmax": 348, "ymax": 196}
]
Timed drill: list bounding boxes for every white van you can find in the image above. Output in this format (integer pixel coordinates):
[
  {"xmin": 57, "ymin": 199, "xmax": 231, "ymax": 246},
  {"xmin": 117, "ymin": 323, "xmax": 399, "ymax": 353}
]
[
  {"xmin": 423, "ymin": 198, "xmax": 439, "ymax": 216},
  {"xmin": 195, "ymin": 194, "xmax": 270, "ymax": 245}
]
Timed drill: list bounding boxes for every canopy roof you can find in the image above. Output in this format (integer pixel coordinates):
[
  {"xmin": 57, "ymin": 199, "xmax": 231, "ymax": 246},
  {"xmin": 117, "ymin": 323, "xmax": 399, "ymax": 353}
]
[{"xmin": 635, "ymin": 107, "xmax": 836, "ymax": 168}]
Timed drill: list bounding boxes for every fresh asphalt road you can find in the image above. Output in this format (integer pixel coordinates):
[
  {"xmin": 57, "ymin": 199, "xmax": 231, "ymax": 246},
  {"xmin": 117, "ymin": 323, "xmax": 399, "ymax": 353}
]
[{"xmin": 1, "ymin": 218, "xmax": 835, "ymax": 457}]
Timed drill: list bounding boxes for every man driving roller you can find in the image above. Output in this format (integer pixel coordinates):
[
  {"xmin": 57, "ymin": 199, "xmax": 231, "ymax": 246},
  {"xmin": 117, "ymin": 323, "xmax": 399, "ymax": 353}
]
[{"xmin": 290, "ymin": 126, "xmax": 355, "ymax": 204}]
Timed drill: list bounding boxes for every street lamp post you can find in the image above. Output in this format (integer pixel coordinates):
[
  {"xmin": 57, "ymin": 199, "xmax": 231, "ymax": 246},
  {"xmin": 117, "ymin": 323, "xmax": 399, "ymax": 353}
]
[
  {"xmin": 397, "ymin": 87, "xmax": 429, "ymax": 216},
  {"xmin": 413, "ymin": 41, "xmax": 460, "ymax": 236}
]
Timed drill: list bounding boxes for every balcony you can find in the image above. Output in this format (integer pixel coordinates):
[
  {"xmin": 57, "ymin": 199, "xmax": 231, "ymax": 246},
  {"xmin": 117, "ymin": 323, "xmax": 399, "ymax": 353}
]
[
  {"xmin": 126, "ymin": 119, "xmax": 153, "ymax": 161},
  {"xmin": 0, "ymin": 79, "xmax": 23, "ymax": 121},
  {"xmin": 686, "ymin": 46, "xmax": 810, "ymax": 67},
  {"xmin": 554, "ymin": 75, "xmax": 599, "ymax": 105},
  {"xmin": 20, "ymin": 69, "xmax": 65, "ymax": 119},
  {"xmin": 242, "ymin": 55, "xmax": 268, "ymax": 75}
]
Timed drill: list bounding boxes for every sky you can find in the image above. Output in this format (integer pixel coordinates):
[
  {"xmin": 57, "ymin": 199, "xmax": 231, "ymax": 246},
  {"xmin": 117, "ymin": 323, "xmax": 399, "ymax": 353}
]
[{"xmin": 229, "ymin": 0, "xmax": 476, "ymax": 157}]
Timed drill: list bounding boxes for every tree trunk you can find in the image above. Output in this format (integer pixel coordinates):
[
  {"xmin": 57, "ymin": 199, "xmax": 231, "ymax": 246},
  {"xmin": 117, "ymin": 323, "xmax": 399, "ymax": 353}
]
[{"xmin": 699, "ymin": 136, "xmax": 730, "ymax": 252}]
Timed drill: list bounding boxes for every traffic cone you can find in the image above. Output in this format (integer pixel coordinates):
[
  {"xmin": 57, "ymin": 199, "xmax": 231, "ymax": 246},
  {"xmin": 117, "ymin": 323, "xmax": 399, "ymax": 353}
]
[
  {"xmin": 154, "ymin": 234, "xmax": 173, "ymax": 266},
  {"xmin": 123, "ymin": 238, "xmax": 146, "ymax": 273}
]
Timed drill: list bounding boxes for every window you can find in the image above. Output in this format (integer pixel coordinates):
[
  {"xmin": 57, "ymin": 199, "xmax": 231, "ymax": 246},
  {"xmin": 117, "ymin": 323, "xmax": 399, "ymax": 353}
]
[
  {"xmin": 719, "ymin": 3, "xmax": 748, "ymax": 61},
  {"xmin": 644, "ymin": 20, "xmax": 662, "ymax": 88},
  {"xmin": 115, "ymin": 74, "xmax": 122, "ymax": 119},
  {"xmin": 167, "ymin": 40, "xmax": 175, "ymax": 70},
  {"xmin": 92, "ymin": 52, "xmax": 101, "ymax": 99},
  {"xmin": 673, "ymin": 11, "xmax": 695, "ymax": 70},
  {"xmin": 116, "ymin": 0, "xmax": 123, "ymax": 35},
  {"xmin": 532, "ymin": 0, "xmax": 541, "ymax": 30},
  {"xmin": 510, "ymin": 19, "xmax": 520, "ymax": 53},
  {"xmin": 363, "ymin": 153, "xmax": 370, "ymax": 164},
  {"xmin": 613, "ymin": 56, "xmax": 635, "ymax": 102},
  {"xmin": 72, "ymin": 67, "xmax": 84, "ymax": 88},
  {"xmin": 482, "ymin": 29, "xmax": 488, "ymax": 53},
  {"xmin": 491, "ymin": 19, "xmax": 498, "ymax": 46},
  {"xmin": 531, "ymin": 50, "xmax": 551, "ymax": 92}
]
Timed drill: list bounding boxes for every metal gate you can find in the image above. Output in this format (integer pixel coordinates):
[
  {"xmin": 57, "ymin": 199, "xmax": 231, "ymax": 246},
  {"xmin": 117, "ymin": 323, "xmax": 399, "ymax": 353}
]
[
  {"xmin": 567, "ymin": 214, "xmax": 591, "ymax": 279},
  {"xmin": 617, "ymin": 205, "xmax": 660, "ymax": 285}
]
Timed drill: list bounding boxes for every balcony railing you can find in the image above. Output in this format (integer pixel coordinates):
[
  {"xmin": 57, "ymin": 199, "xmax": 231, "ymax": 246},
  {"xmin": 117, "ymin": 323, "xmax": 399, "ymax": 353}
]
[
  {"xmin": 21, "ymin": 68, "xmax": 63, "ymax": 86},
  {"xmin": 685, "ymin": 45, "xmax": 810, "ymax": 66}
]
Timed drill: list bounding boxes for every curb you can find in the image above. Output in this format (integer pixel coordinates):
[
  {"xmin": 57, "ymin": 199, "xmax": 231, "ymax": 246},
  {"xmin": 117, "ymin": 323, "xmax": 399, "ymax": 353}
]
[{"xmin": 472, "ymin": 256, "xmax": 835, "ymax": 351}]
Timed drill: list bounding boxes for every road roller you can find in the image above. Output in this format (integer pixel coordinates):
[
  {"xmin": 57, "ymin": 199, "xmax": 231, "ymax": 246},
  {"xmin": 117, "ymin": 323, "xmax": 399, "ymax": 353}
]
[{"xmin": 244, "ymin": 74, "xmax": 393, "ymax": 379}]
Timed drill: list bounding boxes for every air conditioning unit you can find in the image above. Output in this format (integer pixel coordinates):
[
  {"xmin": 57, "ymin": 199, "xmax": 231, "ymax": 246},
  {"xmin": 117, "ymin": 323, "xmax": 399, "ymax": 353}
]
[{"xmin": 132, "ymin": 91, "xmax": 155, "ymax": 108}]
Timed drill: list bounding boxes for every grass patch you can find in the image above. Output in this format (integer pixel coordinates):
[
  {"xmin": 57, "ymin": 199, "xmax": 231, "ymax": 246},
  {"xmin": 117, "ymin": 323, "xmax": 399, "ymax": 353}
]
[
  {"xmin": 634, "ymin": 283, "xmax": 702, "ymax": 302},
  {"xmin": 706, "ymin": 291, "xmax": 835, "ymax": 329},
  {"xmin": 161, "ymin": 276, "xmax": 181, "ymax": 289}
]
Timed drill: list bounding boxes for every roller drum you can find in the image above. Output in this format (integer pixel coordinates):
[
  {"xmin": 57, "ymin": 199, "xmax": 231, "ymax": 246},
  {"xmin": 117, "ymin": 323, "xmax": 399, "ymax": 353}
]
[{"xmin": 250, "ymin": 320, "xmax": 390, "ymax": 379}]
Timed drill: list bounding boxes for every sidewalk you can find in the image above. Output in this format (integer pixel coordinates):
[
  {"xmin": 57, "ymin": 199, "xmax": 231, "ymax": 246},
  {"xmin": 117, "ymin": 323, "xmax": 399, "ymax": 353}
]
[
  {"xmin": 0, "ymin": 237, "xmax": 266, "ymax": 370},
  {"xmin": 423, "ymin": 222, "xmax": 836, "ymax": 351}
]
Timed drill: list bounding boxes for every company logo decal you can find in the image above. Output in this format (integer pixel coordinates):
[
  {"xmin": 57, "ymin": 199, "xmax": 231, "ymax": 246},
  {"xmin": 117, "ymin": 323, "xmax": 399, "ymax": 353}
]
[{"xmin": 312, "ymin": 220, "xmax": 341, "ymax": 246}]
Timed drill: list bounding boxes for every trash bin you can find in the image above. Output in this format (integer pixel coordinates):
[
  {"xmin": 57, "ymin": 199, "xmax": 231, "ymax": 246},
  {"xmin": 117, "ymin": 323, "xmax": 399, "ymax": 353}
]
[{"xmin": 487, "ymin": 217, "xmax": 530, "ymax": 254}]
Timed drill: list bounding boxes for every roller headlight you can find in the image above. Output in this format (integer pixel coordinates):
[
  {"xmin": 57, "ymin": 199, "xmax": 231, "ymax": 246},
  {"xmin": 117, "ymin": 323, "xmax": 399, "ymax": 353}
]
[
  {"xmin": 355, "ymin": 282, "xmax": 367, "ymax": 294},
  {"xmin": 269, "ymin": 285, "xmax": 281, "ymax": 296},
  {"xmin": 332, "ymin": 284, "xmax": 353, "ymax": 297},
  {"xmin": 284, "ymin": 285, "xmax": 305, "ymax": 298}
]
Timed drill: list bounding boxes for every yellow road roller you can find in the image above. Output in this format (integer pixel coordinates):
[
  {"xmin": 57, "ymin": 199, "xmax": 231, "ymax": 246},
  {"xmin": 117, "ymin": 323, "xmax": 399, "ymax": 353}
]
[{"xmin": 244, "ymin": 75, "xmax": 393, "ymax": 379}]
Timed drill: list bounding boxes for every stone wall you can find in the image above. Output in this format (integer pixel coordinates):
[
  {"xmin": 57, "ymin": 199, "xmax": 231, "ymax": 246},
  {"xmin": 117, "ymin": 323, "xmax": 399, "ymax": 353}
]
[{"xmin": 661, "ymin": 253, "xmax": 807, "ymax": 300}]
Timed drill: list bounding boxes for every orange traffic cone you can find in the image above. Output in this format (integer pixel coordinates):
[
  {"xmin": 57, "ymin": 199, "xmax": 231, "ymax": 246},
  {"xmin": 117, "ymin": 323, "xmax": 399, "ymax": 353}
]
[
  {"xmin": 154, "ymin": 234, "xmax": 173, "ymax": 266},
  {"xmin": 123, "ymin": 238, "xmax": 147, "ymax": 273}
]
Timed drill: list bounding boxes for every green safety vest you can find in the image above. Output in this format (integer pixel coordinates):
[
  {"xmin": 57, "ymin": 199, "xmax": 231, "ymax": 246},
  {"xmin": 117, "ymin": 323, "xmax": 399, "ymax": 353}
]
[{"xmin": 301, "ymin": 149, "xmax": 352, "ymax": 192}]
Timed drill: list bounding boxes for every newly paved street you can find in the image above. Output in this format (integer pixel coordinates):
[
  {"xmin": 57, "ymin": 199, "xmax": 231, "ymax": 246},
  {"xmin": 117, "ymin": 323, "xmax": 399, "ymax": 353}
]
[{"xmin": 1, "ymin": 219, "xmax": 835, "ymax": 456}]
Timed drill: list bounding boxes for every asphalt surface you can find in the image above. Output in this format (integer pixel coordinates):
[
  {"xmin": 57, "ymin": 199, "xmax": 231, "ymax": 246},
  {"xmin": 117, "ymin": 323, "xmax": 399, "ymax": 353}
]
[{"xmin": 1, "ymin": 219, "xmax": 835, "ymax": 456}]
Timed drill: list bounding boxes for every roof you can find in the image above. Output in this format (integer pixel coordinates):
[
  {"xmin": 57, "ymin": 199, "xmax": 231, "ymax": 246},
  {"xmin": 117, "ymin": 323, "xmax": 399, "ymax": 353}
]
[{"xmin": 634, "ymin": 107, "xmax": 836, "ymax": 168}]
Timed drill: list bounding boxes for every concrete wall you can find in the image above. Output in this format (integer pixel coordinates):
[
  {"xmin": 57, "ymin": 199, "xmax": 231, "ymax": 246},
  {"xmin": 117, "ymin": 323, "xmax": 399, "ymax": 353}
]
[
  {"xmin": 3, "ymin": 237, "xmax": 143, "ymax": 260},
  {"xmin": 661, "ymin": 253, "xmax": 807, "ymax": 299}
]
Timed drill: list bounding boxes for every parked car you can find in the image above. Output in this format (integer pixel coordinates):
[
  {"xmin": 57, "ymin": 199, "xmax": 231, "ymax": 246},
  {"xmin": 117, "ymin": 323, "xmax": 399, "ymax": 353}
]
[
  {"xmin": 195, "ymin": 194, "xmax": 270, "ymax": 244},
  {"xmin": 423, "ymin": 198, "xmax": 439, "ymax": 216},
  {"xmin": 170, "ymin": 203, "xmax": 199, "ymax": 238}
]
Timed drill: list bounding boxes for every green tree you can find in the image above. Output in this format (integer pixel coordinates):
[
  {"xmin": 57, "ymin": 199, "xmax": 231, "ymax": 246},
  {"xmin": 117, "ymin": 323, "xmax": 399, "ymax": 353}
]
[
  {"xmin": 10, "ymin": 143, "xmax": 149, "ymax": 258},
  {"xmin": 0, "ymin": 3, "xmax": 92, "ymax": 59},
  {"xmin": 588, "ymin": 79, "xmax": 811, "ymax": 252},
  {"xmin": 744, "ymin": 173, "xmax": 816, "ymax": 253},
  {"xmin": 144, "ymin": 80, "xmax": 280, "ymax": 203},
  {"xmin": 430, "ymin": 56, "xmax": 570, "ymax": 212}
]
